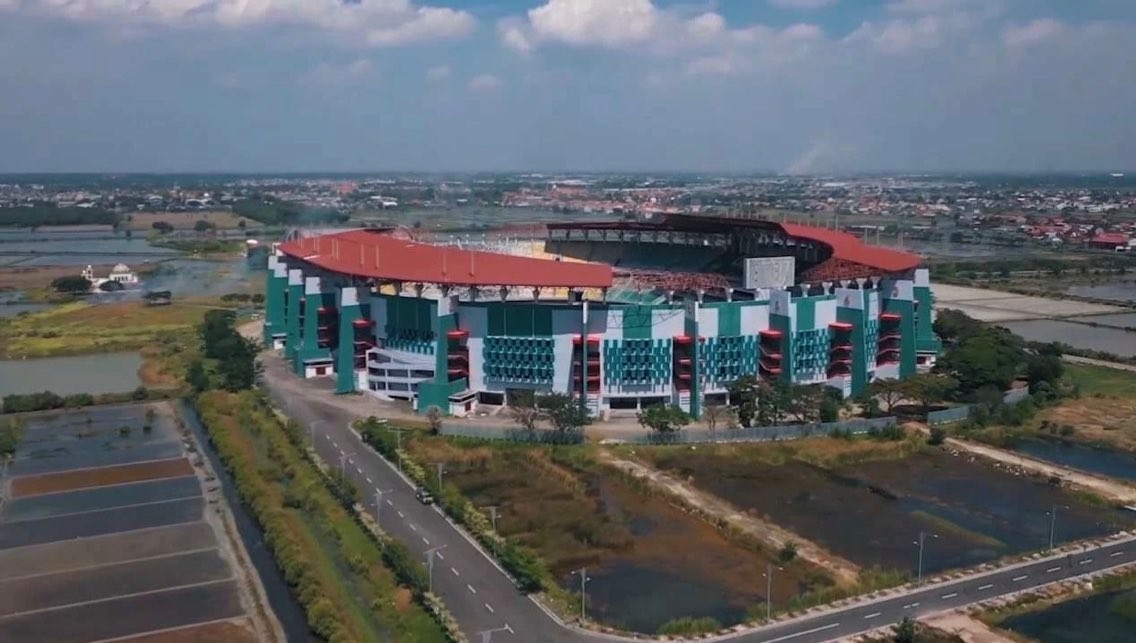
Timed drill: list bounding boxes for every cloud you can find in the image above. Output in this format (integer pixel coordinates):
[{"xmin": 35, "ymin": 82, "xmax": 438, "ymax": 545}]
[
  {"xmin": 0, "ymin": 0, "xmax": 476, "ymax": 48},
  {"xmin": 468, "ymin": 73, "xmax": 502, "ymax": 91},
  {"xmin": 526, "ymin": 0, "xmax": 658, "ymax": 48},
  {"xmin": 426, "ymin": 65, "xmax": 451, "ymax": 82},
  {"xmin": 499, "ymin": 21, "xmax": 533, "ymax": 53},
  {"xmin": 769, "ymin": 0, "xmax": 839, "ymax": 9},
  {"xmin": 1003, "ymin": 18, "xmax": 1064, "ymax": 49}
]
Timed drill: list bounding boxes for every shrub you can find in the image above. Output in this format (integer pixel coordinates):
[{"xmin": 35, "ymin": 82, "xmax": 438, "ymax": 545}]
[
  {"xmin": 777, "ymin": 541, "xmax": 799, "ymax": 564},
  {"xmin": 657, "ymin": 617, "xmax": 722, "ymax": 636},
  {"xmin": 928, "ymin": 427, "xmax": 947, "ymax": 446},
  {"xmin": 118, "ymin": 425, "xmax": 132, "ymax": 437},
  {"xmin": 63, "ymin": 393, "xmax": 95, "ymax": 408},
  {"xmin": 131, "ymin": 386, "xmax": 149, "ymax": 401}
]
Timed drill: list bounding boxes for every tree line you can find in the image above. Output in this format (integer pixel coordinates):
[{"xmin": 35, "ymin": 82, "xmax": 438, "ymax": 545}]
[{"xmin": 186, "ymin": 309, "xmax": 258, "ymax": 393}]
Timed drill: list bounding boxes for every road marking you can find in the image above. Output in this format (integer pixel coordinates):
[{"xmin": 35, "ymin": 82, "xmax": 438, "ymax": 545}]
[
  {"xmin": 386, "ymin": 499, "xmax": 393, "ymax": 506},
  {"xmin": 332, "ymin": 440, "xmax": 337, "ymax": 447},
  {"xmin": 762, "ymin": 622, "xmax": 839, "ymax": 643},
  {"xmin": 505, "ymin": 624, "xmax": 513, "ymax": 634},
  {"xmin": 397, "ymin": 511, "xmax": 404, "ymax": 518},
  {"xmin": 978, "ymin": 584, "xmax": 993, "ymax": 591},
  {"xmin": 355, "ymin": 466, "xmax": 363, "ymax": 474},
  {"xmin": 467, "ymin": 584, "xmax": 477, "ymax": 594},
  {"xmin": 1012, "ymin": 575, "xmax": 1028, "ymax": 582},
  {"xmin": 366, "ymin": 476, "xmax": 372, "ymax": 484},
  {"xmin": 1080, "ymin": 559, "xmax": 1093, "ymax": 565},
  {"xmin": 485, "ymin": 603, "xmax": 495, "ymax": 614},
  {"xmin": 437, "ymin": 552, "xmax": 444, "ymax": 560},
  {"xmin": 941, "ymin": 592, "xmax": 958, "ymax": 599},
  {"xmin": 863, "ymin": 612, "xmax": 881, "ymax": 620},
  {"xmin": 902, "ymin": 602, "xmax": 919, "ymax": 609},
  {"xmin": 451, "ymin": 567, "xmax": 460, "ymax": 576},
  {"xmin": 422, "ymin": 537, "xmax": 430, "ymax": 545},
  {"xmin": 1112, "ymin": 551, "xmax": 1124, "ymax": 557},
  {"xmin": 409, "ymin": 524, "xmax": 417, "ymax": 532},
  {"xmin": 1046, "ymin": 567, "xmax": 1061, "ymax": 573}
]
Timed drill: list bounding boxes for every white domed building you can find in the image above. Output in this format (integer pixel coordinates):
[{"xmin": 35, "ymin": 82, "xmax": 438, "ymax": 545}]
[{"xmin": 81, "ymin": 264, "xmax": 140, "ymax": 291}]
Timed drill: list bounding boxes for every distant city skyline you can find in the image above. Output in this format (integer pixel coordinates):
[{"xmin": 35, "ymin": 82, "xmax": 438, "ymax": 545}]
[{"xmin": 0, "ymin": 0, "xmax": 1133, "ymax": 174}]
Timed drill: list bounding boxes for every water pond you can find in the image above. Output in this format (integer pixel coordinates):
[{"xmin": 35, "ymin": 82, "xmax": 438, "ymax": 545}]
[
  {"xmin": 1009, "ymin": 437, "xmax": 1136, "ymax": 483},
  {"xmin": 0, "ymin": 352, "xmax": 142, "ymax": 397},
  {"xmin": 1001, "ymin": 319, "xmax": 1136, "ymax": 357},
  {"xmin": 999, "ymin": 585, "xmax": 1136, "ymax": 643}
]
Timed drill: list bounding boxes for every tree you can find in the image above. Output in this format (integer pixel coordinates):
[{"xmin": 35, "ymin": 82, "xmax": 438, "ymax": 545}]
[
  {"xmin": 186, "ymin": 359, "xmax": 210, "ymax": 392},
  {"xmin": 251, "ymin": 293, "xmax": 265, "ymax": 305},
  {"xmin": 425, "ymin": 405, "xmax": 444, "ymax": 434},
  {"xmin": 0, "ymin": 419, "xmax": 24, "ymax": 457},
  {"xmin": 902, "ymin": 373, "xmax": 957, "ymax": 416},
  {"xmin": 193, "ymin": 219, "xmax": 216, "ymax": 233},
  {"xmin": 777, "ymin": 541, "xmax": 799, "ymax": 564},
  {"xmin": 928, "ymin": 427, "xmax": 947, "ymax": 446},
  {"xmin": 868, "ymin": 379, "xmax": 908, "ymax": 413},
  {"xmin": 703, "ymin": 403, "xmax": 729, "ymax": 431},
  {"xmin": 933, "ymin": 309, "xmax": 983, "ymax": 345},
  {"xmin": 728, "ymin": 375, "xmax": 760, "ymax": 427},
  {"xmin": 151, "ymin": 221, "xmax": 174, "ymax": 234},
  {"xmin": 51, "ymin": 275, "xmax": 92, "ymax": 294},
  {"xmin": 237, "ymin": 219, "xmax": 247, "ymax": 230},
  {"xmin": 638, "ymin": 405, "xmax": 691, "ymax": 433},
  {"xmin": 893, "ymin": 616, "xmax": 918, "ymax": 643},
  {"xmin": 509, "ymin": 391, "xmax": 541, "ymax": 432},
  {"xmin": 1026, "ymin": 352, "xmax": 1064, "ymax": 393},
  {"xmin": 538, "ymin": 393, "xmax": 592, "ymax": 433},
  {"xmin": 935, "ymin": 328, "xmax": 1024, "ymax": 395},
  {"xmin": 784, "ymin": 384, "xmax": 825, "ymax": 424}
]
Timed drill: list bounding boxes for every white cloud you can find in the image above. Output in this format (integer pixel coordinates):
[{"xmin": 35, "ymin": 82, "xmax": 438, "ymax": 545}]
[
  {"xmin": 426, "ymin": 65, "xmax": 451, "ymax": 82},
  {"xmin": 300, "ymin": 59, "xmax": 374, "ymax": 86},
  {"xmin": 0, "ymin": 0, "xmax": 476, "ymax": 47},
  {"xmin": 846, "ymin": 15, "xmax": 945, "ymax": 54},
  {"xmin": 468, "ymin": 73, "xmax": 502, "ymax": 91},
  {"xmin": 1003, "ymin": 18, "xmax": 1064, "ymax": 49},
  {"xmin": 769, "ymin": 0, "xmax": 839, "ymax": 9},
  {"xmin": 527, "ymin": 0, "xmax": 658, "ymax": 48},
  {"xmin": 499, "ymin": 21, "xmax": 534, "ymax": 54}
]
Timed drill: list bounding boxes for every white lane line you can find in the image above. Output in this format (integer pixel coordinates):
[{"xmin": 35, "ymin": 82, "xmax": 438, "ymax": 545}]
[
  {"xmin": 332, "ymin": 440, "xmax": 338, "ymax": 447},
  {"xmin": 1012, "ymin": 575, "xmax": 1028, "ymax": 582},
  {"xmin": 1080, "ymin": 559, "xmax": 1093, "ymax": 565},
  {"xmin": 397, "ymin": 511, "xmax": 404, "ymax": 518},
  {"xmin": 863, "ymin": 612, "xmax": 881, "ymax": 620},
  {"xmin": 762, "ymin": 622, "xmax": 840, "ymax": 643},
  {"xmin": 941, "ymin": 592, "xmax": 958, "ymax": 599},
  {"xmin": 467, "ymin": 584, "xmax": 477, "ymax": 594},
  {"xmin": 485, "ymin": 603, "xmax": 495, "ymax": 614},
  {"xmin": 386, "ymin": 499, "xmax": 393, "ymax": 506},
  {"xmin": 355, "ymin": 466, "xmax": 363, "ymax": 474},
  {"xmin": 1111, "ymin": 551, "xmax": 1124, "ymax": 557},
  {"xmin": 422, "ymin": 537, "xmax": 430, "ymax": 545},
  {"xmin": 1046, "ymin": 567, "xmax": 1061, "ymax": 573},
  {"xmin": 409, "ymin": 524, "xmax": 417, "ymax": 532},
  {"xmin": 978, "ymin": 584, "xmax": 993, "ymax": 591},
  {"xmin": 366, "ymin": 476, "xmax": 372, "ymax": 484},
  {"xmin": 505, "ymin": 624, "xmax": 514, "ymax": 634},
  {"xmin": 902, "ymin": 602, "xmax": 919, "ymax": 609},
  {"xmin": 437, "ymin": 552, "xmax": 444, "ymax": 561},
  {"xmin": 451, "ymin": 567, "xmax": 460, "ymax": 576}
]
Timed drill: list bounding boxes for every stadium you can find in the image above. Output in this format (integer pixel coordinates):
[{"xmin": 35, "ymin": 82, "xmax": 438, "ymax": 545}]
[{"xmin": 263, "ymin": 214, "xmax": 942, "ymax": 418}]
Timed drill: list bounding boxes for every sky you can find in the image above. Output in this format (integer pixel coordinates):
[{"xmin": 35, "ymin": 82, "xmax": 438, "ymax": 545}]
[{"xmin": 0, "ymin": 0, "xmax": 1133, "ymax": 174}]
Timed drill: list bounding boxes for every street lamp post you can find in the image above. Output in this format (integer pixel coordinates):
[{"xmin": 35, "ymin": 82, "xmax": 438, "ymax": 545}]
[
  {"xmin": 433, "ymin": 462, "xmax": 446, "ymax": 489},
  {"xmin": 762, "ymin": 563, "xmax": 782, "ymax": 621},
  {"xmin": 571, "ymin": 567, "xmax": 591, "ymax": 622},
  {"xmin": 476, "ymin": 626, "xmax": 510, "ymax": 643},
  {"xmin": 485, "ymin": 505, "xmax": 499, "ymax": 532},
  {"xmin": 387, "ymin": 428, "xmax": 406, "ymax": 473},
  {"xmin": 425, "ymin": 546, "xmax": 447, "ymax": 594},
  {"xmin": 374, "ymin": 488, "xmax": 392, "ymax": 530},
  {"xmin": 338, "ymin": 452, "xmax": 348, "ymax": 475},
  {"xmin": 915, "ymin": 531, "xmax": 938, "ymax": 585},
  {"xmin": 1048, "ymin": 504, "xmax": 1069, "ymax": 552}
]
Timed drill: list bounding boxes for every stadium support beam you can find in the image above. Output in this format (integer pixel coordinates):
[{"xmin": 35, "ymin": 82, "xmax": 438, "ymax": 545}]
[
  {"xmin": 335, "ymin": 286, "xmax": 362, "ymax": 394},
  {"xmin": 264, "ymin": 255, "xmax": 287, "ymax": 347},
  {"xmin": 285, "ymin": 269, "xmax": 304, "ymax": 366}
]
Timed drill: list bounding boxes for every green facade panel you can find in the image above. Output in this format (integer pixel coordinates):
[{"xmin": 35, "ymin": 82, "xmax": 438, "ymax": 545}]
[
  {"xmin": 837, "ymin": 306, "xmax": 867, "ymax": 395},
  {"xmin": 483, "ymin": 336, "xmax": 555, "ymax": 384},
  {"xmin": 285, "ymin": 282, "xmax": 303, "ymax": 367},
  {"xmin": 263, "ymin": 268, "xmax": 287, "ymax": 346},
  {"xmin": 335, "ymin": 298, "xmax": 362, "ymax": 394},
  {"xmin": 622, "ymin": 305, "xmax": 654, "ymax": 340}
]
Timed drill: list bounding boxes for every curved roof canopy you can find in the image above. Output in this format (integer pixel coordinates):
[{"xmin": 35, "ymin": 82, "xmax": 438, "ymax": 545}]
[{"xmin": 278, "ymin": 229, "xmax": 613, "ymax": 288}]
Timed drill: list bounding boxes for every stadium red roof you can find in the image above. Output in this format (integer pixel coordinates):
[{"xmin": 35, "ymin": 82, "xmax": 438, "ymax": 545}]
[
  {"xmin": 780, "ymin": 223, "xmax": 920, "ymax": 274},
  {"xmin": 279, "ymin": 229, "xmax": 613, "ymax": 288}
]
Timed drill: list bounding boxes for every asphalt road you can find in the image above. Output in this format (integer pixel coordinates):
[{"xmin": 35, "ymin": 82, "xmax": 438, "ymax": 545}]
[{"xmin": 261, "ymin": 356, "xmax": 1136, "ymax": 643}]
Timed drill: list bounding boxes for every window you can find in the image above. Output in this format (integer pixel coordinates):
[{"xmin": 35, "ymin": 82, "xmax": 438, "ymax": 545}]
[
  {"xmin": 388, "ymin": 382, "xmax": 410, "ymax": 392},
  {"xmin": 370, "ymin": 381, "xmax": 386, "ymax": 391},
  {"xmin": 411, "ymin": 369, "xmax": 434, "ymax": 379},
  {"xmin": 368, "ymin": 368, "xmax": 385, "ymax": 376},
  {"xmin": 387, "ymin": 369, "xmax": 409, "ymax": 378}
]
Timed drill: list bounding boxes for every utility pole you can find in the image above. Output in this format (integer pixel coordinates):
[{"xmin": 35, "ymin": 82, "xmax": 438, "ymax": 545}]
[
  {"xmin": 915, "ymin": 531, "xmax": 938, "ymax": 585},
  {"xmin": 425, "ymin": 546, "xmax": 447, "ymax": 594},
  {"xmin": 1048, "ymin": 504, "xmax": 1068, "ymax": 552},
  {"xmin": 485, "ymin": 505, "xmax": 499, "ymax": 532},
  {"xmin": 571, "ymin": 567, "xmax": 590, "ymax": 622},
  {"xmin": 374, "ymin": 488, "xmax": 392, "ymax": 530},
  {"xmin": 387, "ymin": 427, "xmax": 406, "ymax": 474},
  {"xmin": 762, "ymin": 563, "xmax": 780, "ymax": 621},
  {"xmin": 338, "ymin": 452, "xmax": 348, "ymax": 475},
  {"xmin": 433, "ymin": 462, "xmax": 445, "ymax": 490}
]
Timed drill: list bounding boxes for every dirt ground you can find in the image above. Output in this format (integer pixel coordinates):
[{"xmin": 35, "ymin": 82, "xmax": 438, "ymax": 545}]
[
  {"xmin": 10, "ymin": 457, "xmax": 194, "ymax": 497},
  {"xmin": 114, "ymin": 618, "xmax": 260, "ymax": 643},
  {"xmin": 924, "ymin": 614, "xmax": 1018, "ymax": 643},
  {"xmin": 126, "ymin": 211, "xmax": 262, "ymax": 231},
  {"xmin": 1045, "ymin": 397, "xmax": 1136, "ymax": 453}
]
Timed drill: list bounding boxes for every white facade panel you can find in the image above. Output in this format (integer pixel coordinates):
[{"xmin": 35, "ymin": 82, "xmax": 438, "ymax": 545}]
[
  {"xmin": 815, "ymin": 298, "xmax": 838, "ymax": 328},
  {"xmin": 651, "ymin": 307, "xmax": 685, "ymax": 339},
  {"xmin": 699, "ymin": 306, "xmax": 720, "ymax": 338},
  {"xmin": 461, "ymin": 304, "xmax": 488, "ymax": 392}
]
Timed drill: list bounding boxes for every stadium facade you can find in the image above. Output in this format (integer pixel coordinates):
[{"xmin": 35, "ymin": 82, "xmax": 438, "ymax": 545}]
[{"xmin": 263, "ymin": 215, "xmax": 941, "ymax": 418}]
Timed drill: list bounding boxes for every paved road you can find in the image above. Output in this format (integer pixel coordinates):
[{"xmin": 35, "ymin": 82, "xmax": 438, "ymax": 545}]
[{"xmin": 261, "ymin": 354, "xmax": 1136, "ymax": 643}]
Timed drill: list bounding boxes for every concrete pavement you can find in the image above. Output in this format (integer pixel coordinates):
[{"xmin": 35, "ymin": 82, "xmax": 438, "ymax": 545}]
[{"xmin": 260, "ymin": 353, "xmax": 1136, "ymax": 643}]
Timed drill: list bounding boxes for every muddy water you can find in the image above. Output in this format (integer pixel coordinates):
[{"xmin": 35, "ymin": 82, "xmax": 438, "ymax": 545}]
[
  {"xmin": 1000, "ymin": 586, "xmax": 1136, "ymax": 643},
  {"xmin": 1010, "ymin": 438, "xmax": 1136, "ymax": 483},
  {"xmin": 1001, "ymin": 319, "xmax": 1136, "ymax": 357},
  {"xmin": 660, "ymin": 450, "xmax": 1134, "ymax": 576}
]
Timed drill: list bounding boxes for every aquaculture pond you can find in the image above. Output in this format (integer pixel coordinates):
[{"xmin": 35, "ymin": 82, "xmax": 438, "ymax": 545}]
[
  {"xmin": 0, "ymin": 352, "xmax": 142, "ymax": 397},
  {"xmin": 999, "ymin": 585, "xmax": 1136, "ymax": 643},
  {"xmin": 1009, "ymin": 437, "xmax": 1136, "ymax": 483},
  {"xmin": 647, "ymin": 445, "xmax": 1135, "ymax": 577},
  {"xmin": 405, "ymin": 439, "xmax": 832, "ymax": 634}
]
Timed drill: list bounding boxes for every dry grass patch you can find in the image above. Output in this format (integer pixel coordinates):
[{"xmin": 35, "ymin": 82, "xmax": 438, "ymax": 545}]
[{"xmin": 127, "ymin": 212, "xmax": 261, "ymax": 231}]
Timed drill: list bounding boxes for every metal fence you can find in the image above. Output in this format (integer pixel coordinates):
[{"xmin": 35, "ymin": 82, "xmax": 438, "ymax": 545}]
[
  {"xmin": 927, "ymin": 388, "xmax": 1032, "ymax": 426},
  {"xmin": 619, "ymin": 416, "xmax": 899, "ymax": 445},
  {"xmin": 439, "ymin": 424, "xmax": 585, "ymax": 445}
]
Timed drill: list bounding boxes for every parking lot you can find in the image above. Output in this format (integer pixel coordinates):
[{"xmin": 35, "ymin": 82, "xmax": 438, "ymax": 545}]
[{"xmin": 0, "ymin": 403, "xmax": 265, "ymax": 642}]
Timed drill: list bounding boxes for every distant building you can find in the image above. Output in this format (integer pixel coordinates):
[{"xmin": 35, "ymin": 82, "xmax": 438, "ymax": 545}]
[{"xmin": 81, "ymin": 264, "xmax": 139, "ymax": 291}]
